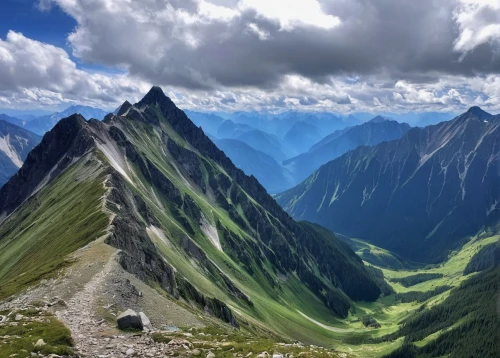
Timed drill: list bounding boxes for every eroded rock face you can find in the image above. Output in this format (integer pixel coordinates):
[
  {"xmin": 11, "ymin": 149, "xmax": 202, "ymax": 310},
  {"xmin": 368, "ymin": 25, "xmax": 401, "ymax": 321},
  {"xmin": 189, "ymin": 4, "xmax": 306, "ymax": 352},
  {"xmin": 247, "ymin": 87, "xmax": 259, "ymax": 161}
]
[{"xmin": 117, "ymin": 309, "xmax": 143, "ymax": 330}]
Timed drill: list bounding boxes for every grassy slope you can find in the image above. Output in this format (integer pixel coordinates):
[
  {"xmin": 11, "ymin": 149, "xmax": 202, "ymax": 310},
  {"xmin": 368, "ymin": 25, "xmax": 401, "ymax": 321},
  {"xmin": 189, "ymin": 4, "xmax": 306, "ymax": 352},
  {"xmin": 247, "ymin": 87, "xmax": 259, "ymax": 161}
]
[
  {"xmin": 114, "ymin": 112, "xmax": 499, "ymax": 356},
  {"xmin": 114, "ymin": 115, "xmax": 357, "ymax": 346},
  {"xmin": 0, "ymin": 155, "xmax": 109, "ymax": 300},
  {"xmin": 0, "ymin": 309, "xmax": 73, "ymax": 357}
]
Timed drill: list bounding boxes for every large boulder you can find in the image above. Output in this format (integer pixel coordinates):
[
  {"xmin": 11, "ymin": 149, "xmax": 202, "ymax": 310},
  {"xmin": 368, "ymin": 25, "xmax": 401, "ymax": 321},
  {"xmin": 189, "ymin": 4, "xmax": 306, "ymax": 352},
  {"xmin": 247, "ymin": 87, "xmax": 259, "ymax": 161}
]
[{"xmin": 117, "ymin": 309, "xmax": 143, "ymax": 330}]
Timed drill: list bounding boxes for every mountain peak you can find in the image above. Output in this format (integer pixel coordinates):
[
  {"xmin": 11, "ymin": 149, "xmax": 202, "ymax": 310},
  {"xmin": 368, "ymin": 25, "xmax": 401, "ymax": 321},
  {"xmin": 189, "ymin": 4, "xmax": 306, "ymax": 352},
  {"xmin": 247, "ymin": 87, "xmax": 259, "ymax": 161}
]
[
  {"xmin": 139, "ymin": 86, "xmax": 171, "ymax": 106},
  {"xmin": 117, "ymin": 100, "xmax": 132, "ymax": 116},
  {"xmin": 368, "ymin": 115, "xmax": 388, "ymax": 123},
  {"xmin": 465, "ymin": 106, "xmax": 492, "ymax": 120}
]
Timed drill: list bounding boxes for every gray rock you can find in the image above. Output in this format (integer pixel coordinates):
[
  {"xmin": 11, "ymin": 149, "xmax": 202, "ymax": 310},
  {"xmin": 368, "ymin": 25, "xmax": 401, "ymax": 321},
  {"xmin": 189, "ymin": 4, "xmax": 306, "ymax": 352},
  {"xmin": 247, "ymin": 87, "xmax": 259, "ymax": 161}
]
[
  {"xmin": 126, "ymin": 348, "xmax": 136, "ymax": 356},
  {"xmin": 138, "ymin": 311, "xmax": 152, "ymax": 328},
  {"xmin": 117, "ymin": 309, "xmax": 143, "ymax": 330},
  {"xmin": 14, "ymin": 314, "xmax": 24, "ymax": 321},
  {"xmin": 192, "ymin": 349, "xmax": 201, "ymax": 356},
  {"xmin": 206, "ymin": 352, "xmax": 215, "ymax": 358}
]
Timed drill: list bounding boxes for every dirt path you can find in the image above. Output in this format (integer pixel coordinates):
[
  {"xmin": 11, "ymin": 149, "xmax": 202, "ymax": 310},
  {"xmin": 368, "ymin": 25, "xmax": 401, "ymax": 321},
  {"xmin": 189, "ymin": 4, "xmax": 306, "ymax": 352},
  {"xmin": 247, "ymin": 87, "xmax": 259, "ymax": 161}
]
[{"xmin": 297, "ymin": 310, "xmax": 354, "ymax": 333}]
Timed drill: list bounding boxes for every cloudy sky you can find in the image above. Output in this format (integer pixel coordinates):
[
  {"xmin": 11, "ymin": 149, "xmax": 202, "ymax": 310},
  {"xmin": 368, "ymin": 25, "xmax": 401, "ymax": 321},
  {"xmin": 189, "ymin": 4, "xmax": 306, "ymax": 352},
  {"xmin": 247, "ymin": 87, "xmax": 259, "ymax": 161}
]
[{"xmin": 0, "ymin": 0, "xmax": 499, "ymax": 113}]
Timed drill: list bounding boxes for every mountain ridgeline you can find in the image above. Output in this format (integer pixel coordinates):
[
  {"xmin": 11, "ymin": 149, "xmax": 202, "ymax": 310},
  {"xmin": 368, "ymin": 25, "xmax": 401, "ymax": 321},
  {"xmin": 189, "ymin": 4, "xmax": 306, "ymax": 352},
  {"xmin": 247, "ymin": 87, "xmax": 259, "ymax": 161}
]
[
  {"xmin": 277, "ymin": 107, "xmax": 500, "ymax": 263},
  {"xmin": 283, "ymin": 117, "xmax": 411, "ymax": 185},
  {"xmin": 0, "ymin": 87, "xmax": 385, "ymax": 335}
]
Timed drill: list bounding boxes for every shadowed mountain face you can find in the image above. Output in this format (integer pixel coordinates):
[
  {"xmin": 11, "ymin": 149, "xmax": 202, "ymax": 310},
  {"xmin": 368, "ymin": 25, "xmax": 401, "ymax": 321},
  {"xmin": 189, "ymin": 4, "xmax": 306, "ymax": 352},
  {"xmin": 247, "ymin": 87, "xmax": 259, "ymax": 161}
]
[
  {"xmin": 282, "ymin": 121, "xmax": 322, "ymax": 154},
  {"xmin": 278, "ymin": 107, "xmax": 500, "ymax": 263},
  {"xmin": 283, "ymin": 118, "xmax": 411, "ymax": 187},
  {"xmin": 0, "ymin": 114, "xmax": 25, "ymax": 128},
  {"xmin": 0, "ymin": 120, "xmax": 41, "ymax": 187},
  {"xmin": 0, "ymin": 87, "xmax": 385, "ymax": 335},
  {"xmin": 213, "ymin": 138, "xmax": 294, "ymax": 194}
]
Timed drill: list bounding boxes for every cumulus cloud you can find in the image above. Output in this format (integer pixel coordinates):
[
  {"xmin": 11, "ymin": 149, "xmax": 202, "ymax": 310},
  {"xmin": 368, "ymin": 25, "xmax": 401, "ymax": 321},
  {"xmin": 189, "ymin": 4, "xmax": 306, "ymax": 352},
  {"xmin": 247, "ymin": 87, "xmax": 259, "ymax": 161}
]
[
  {"xmin": 0, "ymin": 31, "xmax": 149, "ymax": 109},
  {"xmin": 454, "ymin": 0, "xmax": 500, "ymax": 54},
  {"xmin": 2, "ymin": 0, "xmax": 500, "ymax": 113},
  {"xmin": 239, "ymin": 0, "xmax": 341, "ymax": 30},
  {"xmin": 51, "ymin": 0, "xmax": 500, "ymax": 90}
]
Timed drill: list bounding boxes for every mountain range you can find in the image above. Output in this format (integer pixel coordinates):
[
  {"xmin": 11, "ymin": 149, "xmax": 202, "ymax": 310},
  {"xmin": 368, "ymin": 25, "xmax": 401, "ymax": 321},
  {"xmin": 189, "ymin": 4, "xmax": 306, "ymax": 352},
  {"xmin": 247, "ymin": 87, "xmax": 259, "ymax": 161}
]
[
  {"xmin": 0, "ymin": 114, "xmax": 27, "ymax": 128},
  {"xmin": 277, "ymin": 107, "xmax": 500, "ymax": 263},
  {"xmin": 189, "ymin": 112, "xmax": 412, "ymax": 193},
  {"xmin": 22, "ymin": 105, "xmax": 109, "ymax": 135},
  {"xmin": 0, "ymin": 120, "xmax": 41, "ymax": 187},
  {"xmin": 283, "ymin": 116, "xmax": 411, "ymax": 186},
  {"xmin": 0, "ymin": 87, "xmax": 386, "ymax": 345}
]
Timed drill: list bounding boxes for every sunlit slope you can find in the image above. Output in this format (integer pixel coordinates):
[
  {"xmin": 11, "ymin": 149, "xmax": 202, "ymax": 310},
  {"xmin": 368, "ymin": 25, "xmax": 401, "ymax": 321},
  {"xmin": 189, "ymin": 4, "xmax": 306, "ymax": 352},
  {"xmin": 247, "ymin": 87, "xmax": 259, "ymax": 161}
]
[{"xmin": 0, "ymin": 155, "xmax": 109, "ymax": 300}]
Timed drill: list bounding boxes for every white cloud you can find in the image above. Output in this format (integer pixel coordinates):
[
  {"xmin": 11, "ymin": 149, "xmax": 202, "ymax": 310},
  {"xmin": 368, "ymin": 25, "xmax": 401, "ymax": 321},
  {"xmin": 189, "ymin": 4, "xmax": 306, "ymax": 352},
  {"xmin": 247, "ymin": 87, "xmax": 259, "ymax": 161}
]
[
  {"xmin": 1, "ymin": 0, "xmax": 497, "ymax": 114},
  {"xmin": 0, "ymin": 31, "xmax": 149, "ymax": 109},
  {"xmin": 247, "ymin": 23, "xmax": 270, "ymax": 40},
  {"xmin": 238, "ymin": 0, "xmax": 340, "ymax": 30},
  {"xmin": 199, "ymin": 1, "xmax": 239, "ymax": 21},
  {"xmin": 453, "ymin": 0, "xmax": 500, "ymax": 53}
]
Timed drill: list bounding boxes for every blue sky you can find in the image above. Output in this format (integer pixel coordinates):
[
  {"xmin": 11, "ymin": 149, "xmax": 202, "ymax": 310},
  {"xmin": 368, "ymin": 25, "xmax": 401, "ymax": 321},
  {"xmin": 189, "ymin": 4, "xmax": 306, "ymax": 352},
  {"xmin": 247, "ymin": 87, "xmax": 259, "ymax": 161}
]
[
  {"xmin": 0, "ymin": 0, "xmax": 499, "ymax": 114},
  {"xmin": 0, "ymin": 0, "xmax": 75, "ymax": 49}
]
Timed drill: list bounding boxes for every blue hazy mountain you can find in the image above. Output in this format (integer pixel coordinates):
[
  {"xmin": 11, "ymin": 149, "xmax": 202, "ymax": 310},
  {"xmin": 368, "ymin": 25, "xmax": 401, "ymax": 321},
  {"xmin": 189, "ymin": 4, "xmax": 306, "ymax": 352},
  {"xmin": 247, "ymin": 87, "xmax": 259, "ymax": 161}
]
[
  {"xmin": 25, "ymin": 105, "xmax": 109, "ymax": 135},
  {"xmin": 278, "ymin": 107, "xmax": 499, "ymax": 263}
]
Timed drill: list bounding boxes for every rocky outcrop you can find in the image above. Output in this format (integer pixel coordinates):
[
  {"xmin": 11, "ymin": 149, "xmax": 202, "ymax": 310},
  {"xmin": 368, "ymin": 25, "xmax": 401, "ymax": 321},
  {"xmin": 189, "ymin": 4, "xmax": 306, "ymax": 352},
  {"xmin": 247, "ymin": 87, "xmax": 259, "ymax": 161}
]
[{"xmin": 105, "ymin": 172, "xmax": 240, "ymax": 327}]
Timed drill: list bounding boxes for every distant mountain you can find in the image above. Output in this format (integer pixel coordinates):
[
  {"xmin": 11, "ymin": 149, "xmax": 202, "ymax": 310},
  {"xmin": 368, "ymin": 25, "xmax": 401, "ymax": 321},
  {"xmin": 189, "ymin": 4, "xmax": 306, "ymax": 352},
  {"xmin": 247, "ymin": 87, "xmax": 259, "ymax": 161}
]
[
  {"xmin": 282, "ymin": 121, "xmax": 322, "ymax": 154},
  {"xmin": 25, "ymin": 105, "xmax": 109, "ymax": 135},
  {"xmin": 283, "ymin": 117, "xmax": 411, "ymax": 186},
  {"xmin": 277, "ymin": 107, "xmax": 500, "ymax": 263},
  {"xmin": 350, "ymin": 111, "xmax": 456, "ymax": 127},
  {"xmin": 185, "ymin": 110, "xmax": 226, "ymax": 137},
  {"xmin": 0, "ymin": 114, "xmax": 25, "ymax": 127},
  {"xmin": 213, "ymin": 138, "xmax": 294, "ymax": 194},
  {"xmin": 0, "ymin": 120, "xmax": 41, "ymax": 187},
  {"xmin": 308, "ymin": 127, "xmax": 352, "ymax": 152},
  {"xmin": 221, "ymin": 111, "xmax": 355, "ymax": 139},
  {"xmin": 217, "ymin": 120, "xmax": 254, "ymax": 138},
  {"xmin": 234, "ymin": 129, "xmax": 293, "ymax": 161},
  {"xmin": 0, "ymin": 108, "xmax": 52, "ymax": 119}
]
